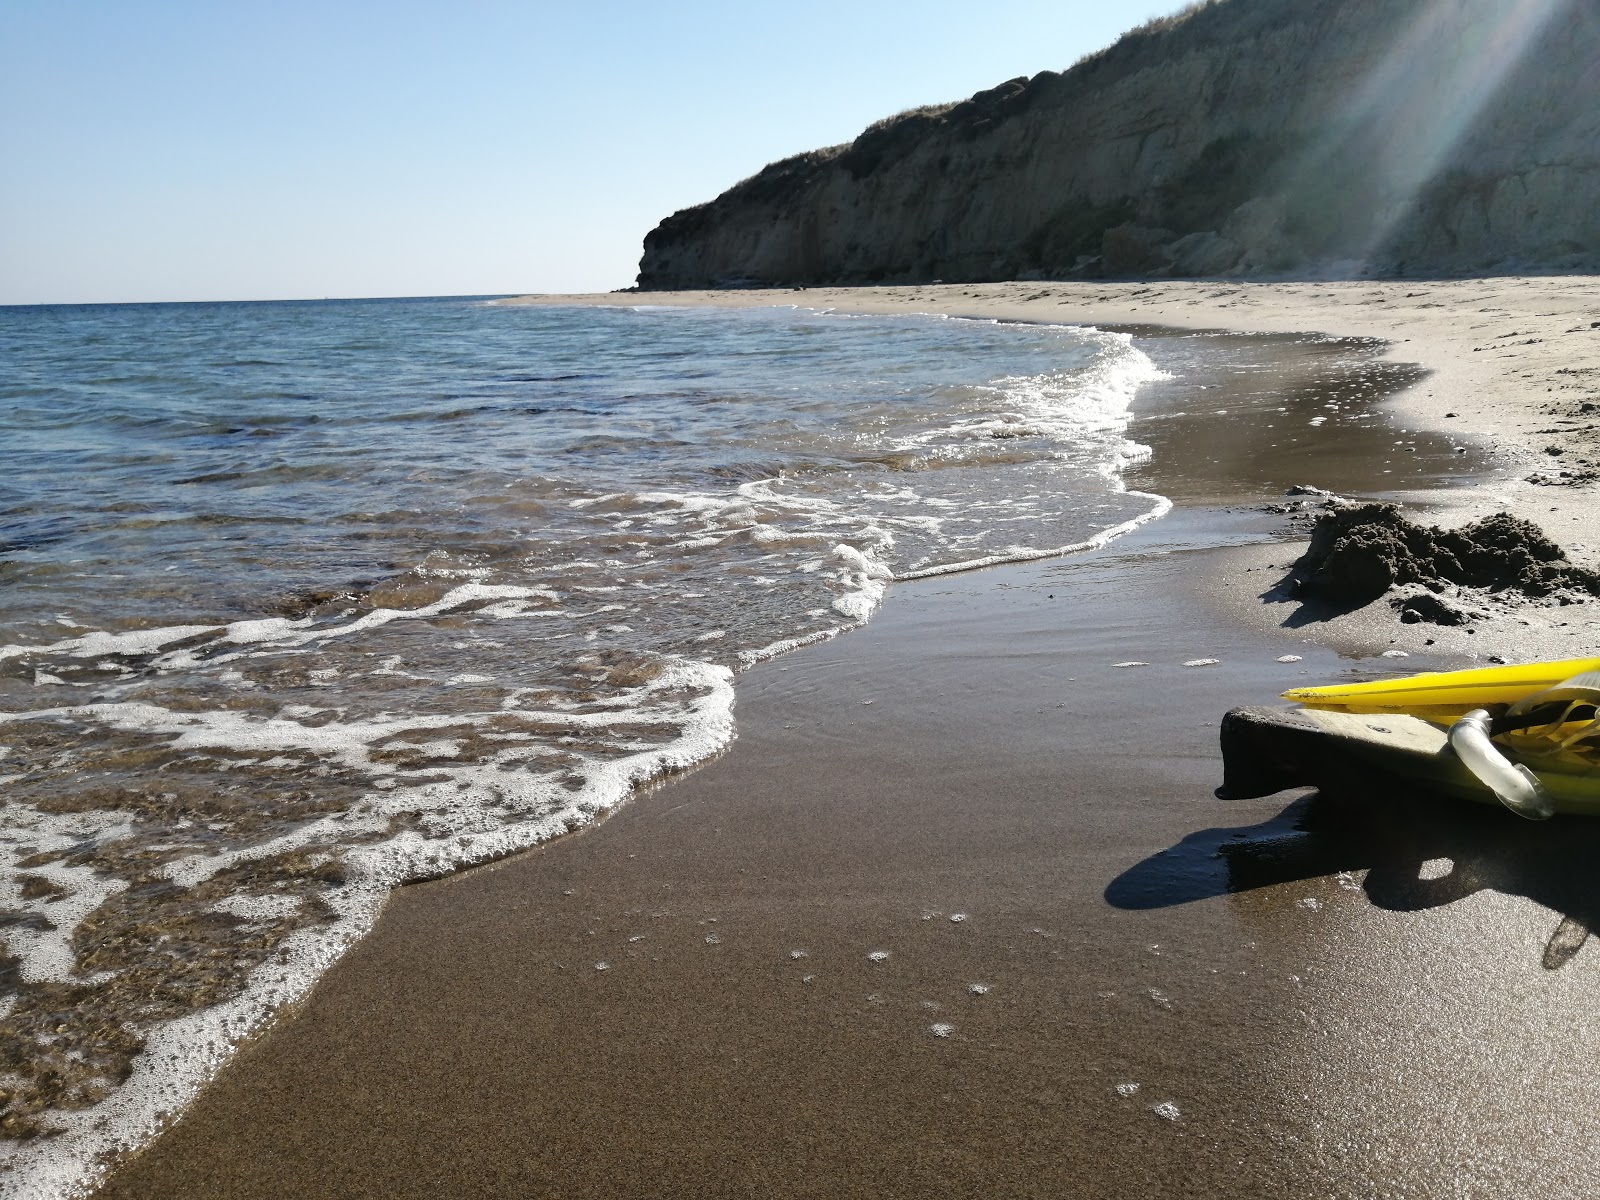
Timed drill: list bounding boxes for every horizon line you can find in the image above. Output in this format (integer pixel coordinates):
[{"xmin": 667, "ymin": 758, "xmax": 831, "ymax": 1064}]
[{"xmin": 0, "ymin": 292, "xmax": 535, "ymax": 310}]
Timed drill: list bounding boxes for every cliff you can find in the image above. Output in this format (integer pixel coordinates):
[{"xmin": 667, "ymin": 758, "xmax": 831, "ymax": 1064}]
[{"xmin": 637, "ymin": 0, "xmax": 1600, "ymax": 287}]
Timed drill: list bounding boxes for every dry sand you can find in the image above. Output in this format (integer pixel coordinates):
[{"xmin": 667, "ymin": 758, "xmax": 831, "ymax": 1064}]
[{"xmin": 97, "ymin": 279, "xmax": 1600, "ymax": 1199}]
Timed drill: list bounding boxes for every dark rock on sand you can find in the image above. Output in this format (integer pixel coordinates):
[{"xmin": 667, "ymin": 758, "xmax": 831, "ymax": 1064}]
[
  {"xmin": 1392, "ymin": 590, "xmax": 1484, "ymax": 627},
  {"xmin": 1290, "ymin": 504, "xmax": 1600, "ymax": 612}
]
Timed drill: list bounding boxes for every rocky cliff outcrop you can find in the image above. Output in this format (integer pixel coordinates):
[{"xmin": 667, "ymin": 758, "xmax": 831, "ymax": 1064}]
[{"xmin": 638, "ymin": 0, "xmax": 1600, "ymax": 287}]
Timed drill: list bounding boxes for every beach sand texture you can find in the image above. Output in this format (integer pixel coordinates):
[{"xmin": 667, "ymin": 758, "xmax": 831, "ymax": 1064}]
[{"xmin": 98, "ymin": 279, "xmax": 1600, "ymax": 1198}]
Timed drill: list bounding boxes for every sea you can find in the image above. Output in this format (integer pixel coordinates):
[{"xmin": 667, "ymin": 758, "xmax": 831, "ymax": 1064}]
[{"xmin": 0, "ymin": 296, "xmax": 1190, "ymax": 1194}]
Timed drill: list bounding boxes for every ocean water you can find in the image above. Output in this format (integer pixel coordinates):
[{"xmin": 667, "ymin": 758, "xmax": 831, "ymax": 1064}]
[{"xmin": 0, "ymin": 297, "xmax": 1167, "ymax": 1193}]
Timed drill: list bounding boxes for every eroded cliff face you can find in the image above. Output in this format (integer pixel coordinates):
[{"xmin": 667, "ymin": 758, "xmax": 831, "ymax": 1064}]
[{"xmin": 637, "ymin": 0, "xmax": 1600, "ymax": 286}]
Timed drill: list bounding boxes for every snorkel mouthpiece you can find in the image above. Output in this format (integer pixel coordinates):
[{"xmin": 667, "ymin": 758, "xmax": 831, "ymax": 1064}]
[{"xmin": 1449, "ymin": 708, "xmax": 1556, "ymax": 821}]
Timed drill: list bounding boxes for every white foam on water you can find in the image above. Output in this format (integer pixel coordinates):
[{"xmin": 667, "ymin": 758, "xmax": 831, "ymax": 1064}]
[
  {"xmin": 211, "ymin": 894, "xmax": 302, "ymax": 922},
  {"xmin": 0, "ymin": 625, "xmax": 216, "ymax": 664},
  {"xmin": 889, "ymin": 329, "xmax": 1171, "ymax": 580},
  {"xmin": 0, "ymin": 656, "xmax": 736, "ymax": 1198},
  {"xmin": 0, "ymin": 584, "xmax": 562, "ymax": 671},
  {"xmin": 891, "ymin": 488, "xmax": 1172, "ymax": 581},
  {"xmin": 0, "ymin": 808, "xmax": 135, "ymax": 985},
  {"xmin": 737, "ymin": 627, "xmax": 845, "ymax": 668}
]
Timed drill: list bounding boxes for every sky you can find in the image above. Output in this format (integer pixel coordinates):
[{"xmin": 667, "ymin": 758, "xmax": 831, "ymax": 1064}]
[{"xmin": 1, "ymin": 0, "xmax": 1188, "ymax": 305}]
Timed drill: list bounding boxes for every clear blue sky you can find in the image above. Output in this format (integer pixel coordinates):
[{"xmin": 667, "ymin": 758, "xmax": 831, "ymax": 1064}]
[{"xmin": 1, "ymin": 1, "xmax": 1186, "ymax": 305}]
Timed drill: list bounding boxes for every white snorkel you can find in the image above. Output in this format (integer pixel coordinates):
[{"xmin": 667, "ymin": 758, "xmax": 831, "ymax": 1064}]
[{"xmin": 1449, "ymin": 708, "xmax": 1555, "ymax": 820}]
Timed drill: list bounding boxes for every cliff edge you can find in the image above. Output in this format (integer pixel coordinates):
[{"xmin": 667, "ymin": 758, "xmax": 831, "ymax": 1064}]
[{"xmin": 637, "ymin": 0, "xmax": 1600, "ymax": 287}]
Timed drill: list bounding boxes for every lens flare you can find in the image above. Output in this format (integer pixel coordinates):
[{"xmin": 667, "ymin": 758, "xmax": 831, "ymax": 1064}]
[{"xmin": 1271, "ymin": 0, "xmax": 1573, "ymax": 270}]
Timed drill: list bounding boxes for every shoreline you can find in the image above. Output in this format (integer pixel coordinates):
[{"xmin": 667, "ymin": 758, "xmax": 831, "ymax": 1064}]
[
  {"xmin": 94, "ymin": 280, "xmax": 1600, "ymax": 1198},
  {"xmin": 508, "ymin": 278, "xmax": 1600, "ymax": 533},
  {"xmin": 514, "ymin": 279, "xmax": 1600, "ymax": 660}
]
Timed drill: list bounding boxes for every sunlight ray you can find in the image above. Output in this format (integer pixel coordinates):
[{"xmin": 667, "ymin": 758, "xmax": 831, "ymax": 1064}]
[{"xmin": 1270, "ymin": 0, "xmax": 1574, "ymax": 270}]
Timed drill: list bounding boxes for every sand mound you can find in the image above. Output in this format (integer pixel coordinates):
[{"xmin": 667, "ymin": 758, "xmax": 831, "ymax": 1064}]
[{"xmin": 1290, "ymin": 504, "xmax": 1600, "ymax": 613}]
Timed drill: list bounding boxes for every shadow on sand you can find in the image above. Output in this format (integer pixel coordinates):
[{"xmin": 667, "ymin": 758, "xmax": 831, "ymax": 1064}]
[
  {"xmin": 1257, "ymin": 569, "xmax": 1368, "ymax": 628},
  {"xmin": 1106, "ymin": 786, "xmax": 1600, "ymax": 970}
]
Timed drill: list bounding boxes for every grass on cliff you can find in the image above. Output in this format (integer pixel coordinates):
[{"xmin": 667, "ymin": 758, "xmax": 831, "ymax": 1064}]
[
  {"xmin": 861, "ymin": 103, "xmax": 958, "ymax": 136},
  {"xmin": 1126, "ymin": 0, "xmax": 1220, "ymax": 39}
]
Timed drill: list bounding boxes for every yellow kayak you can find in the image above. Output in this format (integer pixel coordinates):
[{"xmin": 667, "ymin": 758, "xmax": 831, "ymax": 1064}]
[{"xmin": 1282, "ymin": 657, "xmax": 1600, "ymax": 715}]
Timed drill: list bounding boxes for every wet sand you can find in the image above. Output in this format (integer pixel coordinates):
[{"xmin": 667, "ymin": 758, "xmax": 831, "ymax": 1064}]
[
  {"xmin": 98, "ymin": 285, "xmax": 1600, "ymax": 1198},
  {"xmin": 98, "ymin": 511, "xmax": 1600, "ymax": 1199}
]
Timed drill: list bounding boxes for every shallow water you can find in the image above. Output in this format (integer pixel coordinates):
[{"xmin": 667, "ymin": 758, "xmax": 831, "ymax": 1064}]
[
  {"xmin": 1121, "ymin": 326, "xmax": 1477, "ymax": 503},
  {"xmin": 0, "ymin": 298, "xmax": 1174, "ymax": 1192}
]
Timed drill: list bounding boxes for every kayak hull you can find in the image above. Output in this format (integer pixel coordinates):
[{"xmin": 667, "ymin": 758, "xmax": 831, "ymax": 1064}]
[{"xmin": 1218, "ymin": 705, "xmax": 1600, "ymax": 816}]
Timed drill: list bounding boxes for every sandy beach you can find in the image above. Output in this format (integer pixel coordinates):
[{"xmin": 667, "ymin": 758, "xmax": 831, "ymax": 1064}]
[
  {"xmin": 97, "ymin": 279, "xmax": 1600, "ymax": 1199},
  {"xmin": 587, "ymin": 278, "xmax": 1600, "ymax": 523}
]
